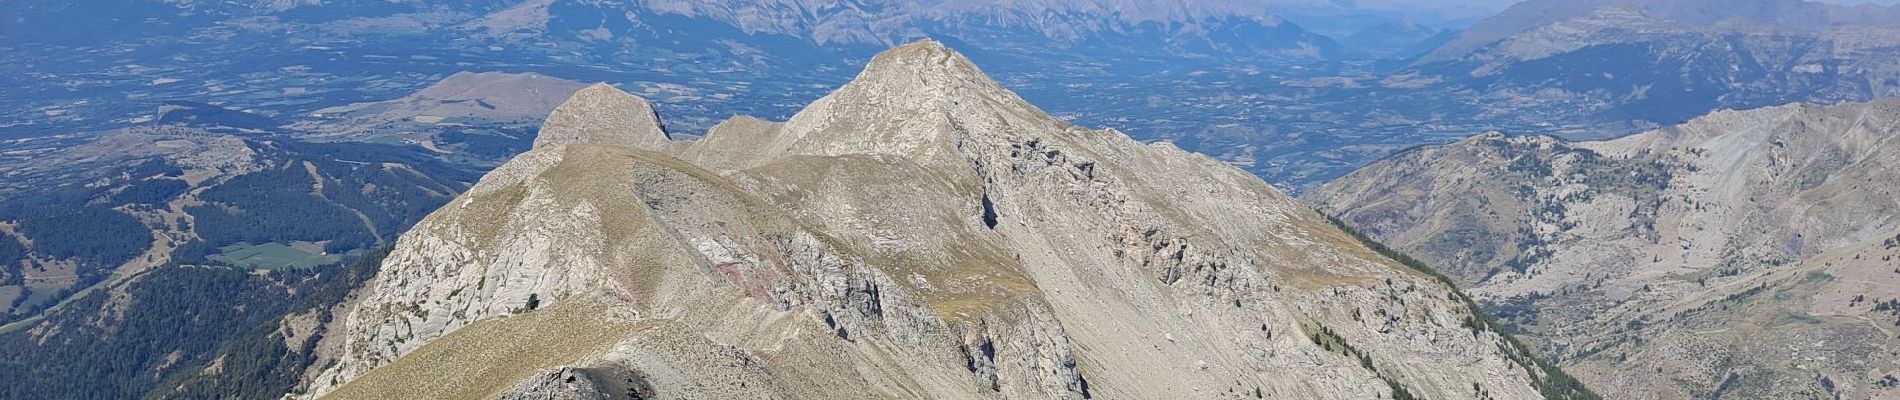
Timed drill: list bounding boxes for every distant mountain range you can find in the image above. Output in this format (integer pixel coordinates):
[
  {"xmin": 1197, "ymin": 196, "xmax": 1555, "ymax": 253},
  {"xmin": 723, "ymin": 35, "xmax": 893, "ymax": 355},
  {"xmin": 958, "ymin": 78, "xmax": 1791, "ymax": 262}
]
[
  {"xmin": 1172, "ymin": 0, "xmax": 1900, "ymax": 189},
  {"xmin": 1410, "ymin": 0, "xmax": 1900, "ymax": 129},
  {"xmin": 3, "ymin": 0, "xmax": 1347, "ymax": 60}
]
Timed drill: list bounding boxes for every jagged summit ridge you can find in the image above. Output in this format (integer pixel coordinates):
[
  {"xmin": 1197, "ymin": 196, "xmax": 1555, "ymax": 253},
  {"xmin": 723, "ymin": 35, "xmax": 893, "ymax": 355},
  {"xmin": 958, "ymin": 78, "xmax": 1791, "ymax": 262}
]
[{"xmin": 532, "ymin": 83, "xmax": 671, "ymax": 151}]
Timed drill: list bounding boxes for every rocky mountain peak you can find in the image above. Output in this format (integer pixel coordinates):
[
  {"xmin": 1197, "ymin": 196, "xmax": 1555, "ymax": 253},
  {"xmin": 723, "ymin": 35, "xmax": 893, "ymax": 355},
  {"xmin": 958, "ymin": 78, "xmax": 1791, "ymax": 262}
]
[
  {"xmin": 531, "ymin": 83, "xmax": 671, "ymax": 151},
  {"xmin": 763, "ymin": 39, "xmax": 1069, "ymax": 162},
  {"xmin": 855, "ymin": 39, "xmax": 995, "ymax": 90},
  {"xmin": 822, "ymin": 38, "xmax": 1039, "ymax": 120},
  {"xmin": 305, "ymin": 39, "xmax": 1591, "ymax": 400}
]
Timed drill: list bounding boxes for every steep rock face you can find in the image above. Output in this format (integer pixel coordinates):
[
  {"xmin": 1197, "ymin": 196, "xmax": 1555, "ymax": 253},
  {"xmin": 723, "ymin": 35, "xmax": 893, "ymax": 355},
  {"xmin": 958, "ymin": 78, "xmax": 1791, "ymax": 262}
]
[
  {"xmin": 1310, "ymin": 99, "xmax": 1900, "ymax": 399},
  {"xmin": 306, "ymin": 40, "xmax": 1585, "ymax": 399}
]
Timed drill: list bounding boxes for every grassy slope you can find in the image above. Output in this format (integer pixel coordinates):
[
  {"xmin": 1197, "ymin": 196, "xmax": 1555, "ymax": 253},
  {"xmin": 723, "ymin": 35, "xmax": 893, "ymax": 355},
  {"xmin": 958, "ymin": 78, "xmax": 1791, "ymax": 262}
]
[{"xmin": 321, "ymin": 300, "xmax": 646, "ymax": 399}]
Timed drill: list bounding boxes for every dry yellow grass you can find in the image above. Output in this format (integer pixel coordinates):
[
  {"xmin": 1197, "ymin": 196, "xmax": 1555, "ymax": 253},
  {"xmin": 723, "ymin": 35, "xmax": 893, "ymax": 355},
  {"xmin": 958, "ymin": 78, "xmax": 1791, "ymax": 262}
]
[{"xmin": 322, "ymin": 299, "xmax": 644, "ymax": 400}]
